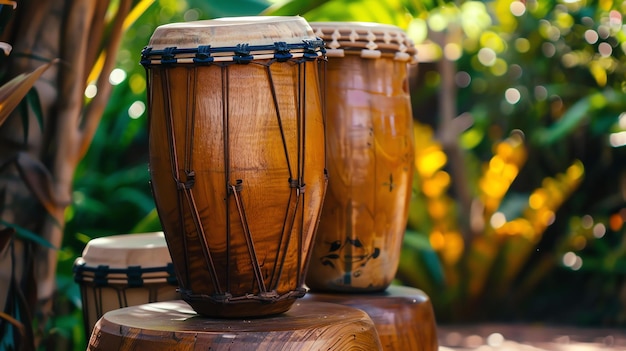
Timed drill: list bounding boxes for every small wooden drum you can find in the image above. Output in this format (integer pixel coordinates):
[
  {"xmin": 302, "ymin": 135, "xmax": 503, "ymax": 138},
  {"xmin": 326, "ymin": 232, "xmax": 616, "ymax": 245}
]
[
  {"xmin": 305, "ymin": 22, "xmax": 417, "ymax": 292},
  {"xmin": 141, "ymin": 16, "xmax": 327, "ymax": 318},
  {"xmin": 304, "ymin": 285, "xmax": 438, "ymax": 351},
  {"xmin": 73, "ymin": 232, "xmax": 179, "ymax": 336},
  {"xmin": 88, "ymin": 300, "xmax": 382, "ymax": 351}
]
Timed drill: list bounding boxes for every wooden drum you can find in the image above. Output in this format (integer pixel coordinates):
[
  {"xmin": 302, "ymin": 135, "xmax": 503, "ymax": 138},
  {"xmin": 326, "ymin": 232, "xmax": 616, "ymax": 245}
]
[
  {"xmin": 140, "ymin": 16, "xmax": 327, "ymax": 318},
  {"xmin": 305, "ymin": 22, "xmax": 417, "ymax": 292},
  {"xmin": 73, "ymin": 232, "xmax": 179, "ymax": 336},
  {"xmin": 88, "ymin": 300, "xmax": 382, "ymax": 351}
]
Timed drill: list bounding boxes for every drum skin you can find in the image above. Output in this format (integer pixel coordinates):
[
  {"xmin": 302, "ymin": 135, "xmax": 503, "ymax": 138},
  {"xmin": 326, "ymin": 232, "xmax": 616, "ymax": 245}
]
[
  {"xmin": 306, "ymin": 22, "xmax": 416, "ymax": 292},
  {"xmin": 73, "ymin": 232, "xmax": 179, "ymax": 337},
  {"xmin": 143, "ymin": 17, "xmax": 327, "ymax": 318}
]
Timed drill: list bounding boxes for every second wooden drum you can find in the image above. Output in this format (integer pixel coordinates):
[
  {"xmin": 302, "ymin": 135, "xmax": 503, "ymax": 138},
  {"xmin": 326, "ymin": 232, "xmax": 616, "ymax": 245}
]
[{"xmin": 306, "ymin": 22, "xmax": 417, "ymax": 292}]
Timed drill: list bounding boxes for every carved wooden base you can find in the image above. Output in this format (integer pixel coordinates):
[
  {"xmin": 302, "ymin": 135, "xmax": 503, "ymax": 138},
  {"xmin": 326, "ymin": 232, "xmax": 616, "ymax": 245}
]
[
  {"xmin": 303, "ymin": 285, "xmax": 438, "ymax": 351},
  {"xmin": 88, "ymin": 300, "xmax": 382, "ymax": 350}
]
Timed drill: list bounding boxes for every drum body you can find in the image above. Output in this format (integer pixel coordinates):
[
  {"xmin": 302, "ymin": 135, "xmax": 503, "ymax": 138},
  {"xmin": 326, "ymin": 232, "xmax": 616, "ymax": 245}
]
[
  {"xmin": 74, "ymin": 232, "xmax": 179, "ymax": 336},
  {"xmin": 141, "ymin": 17, "xmax": 327, "ymax": 318},
  {"xmin": 306, "ymin": 22, "xmax": 416, "ymax": 292}
]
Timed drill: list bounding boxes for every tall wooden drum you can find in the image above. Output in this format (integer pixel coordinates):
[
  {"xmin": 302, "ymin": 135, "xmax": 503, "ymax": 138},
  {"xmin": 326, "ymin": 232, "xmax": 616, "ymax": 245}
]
[
  {"xmin": 73, "ymin": 232, "xmax": 179, "ymax": 336},
  {"xmin": 305, "ymin": 22, "xmax": 417, "ymax": 292},
  {"xmin": 140, "ymin": 16, "xmax": 327, "ymax": 318}
]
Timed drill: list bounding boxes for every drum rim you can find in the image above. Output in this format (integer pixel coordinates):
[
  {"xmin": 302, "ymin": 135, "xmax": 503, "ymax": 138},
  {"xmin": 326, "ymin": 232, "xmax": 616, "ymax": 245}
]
[
  {"xmin": 140, "ymin": 39, "xmax": 326, "ymax": 66},
  {"xmin": 73, "ymin": 260, "xmax": 177, "ymax": 286},
  {"xmin": 311, "ymin": 21, "xmax": 417, "ymax": 57},
  {"xmin": 143, "ymin": 15, "xmax": 326, "ymax": 65}
]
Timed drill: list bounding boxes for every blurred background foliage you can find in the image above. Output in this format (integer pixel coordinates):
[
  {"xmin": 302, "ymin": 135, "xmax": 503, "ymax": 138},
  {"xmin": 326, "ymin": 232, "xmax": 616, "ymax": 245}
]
[{"xmin": 50, "ymin": 0, "xmax": 626, "ymax": 349}]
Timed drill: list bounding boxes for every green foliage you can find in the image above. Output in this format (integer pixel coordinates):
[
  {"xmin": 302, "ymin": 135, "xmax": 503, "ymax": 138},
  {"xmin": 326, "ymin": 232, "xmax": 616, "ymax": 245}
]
[
  {"xmin": 268, "ymin": 0, "xmax": 626, "ymax": 324},
  {"xmin": 53, "ymin": 1, "xmax": 626, "ymax": 349}
]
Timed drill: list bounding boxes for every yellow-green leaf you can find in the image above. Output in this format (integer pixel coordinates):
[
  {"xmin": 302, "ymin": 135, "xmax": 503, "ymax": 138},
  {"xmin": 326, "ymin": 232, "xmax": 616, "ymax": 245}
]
[{"xmin": 0, "ymin": 59, "xmax": 57, "ymax": 126}]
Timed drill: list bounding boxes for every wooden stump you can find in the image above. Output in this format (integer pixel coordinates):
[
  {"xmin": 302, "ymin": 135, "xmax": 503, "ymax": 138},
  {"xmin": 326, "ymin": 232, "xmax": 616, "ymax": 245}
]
[
  {"xmin": 304, "ymin": 285, "xmax": 438, "ymax": 351},
  {"xmin": 87, "ymin": 300, "xmax": 382, "ymax": 350}
]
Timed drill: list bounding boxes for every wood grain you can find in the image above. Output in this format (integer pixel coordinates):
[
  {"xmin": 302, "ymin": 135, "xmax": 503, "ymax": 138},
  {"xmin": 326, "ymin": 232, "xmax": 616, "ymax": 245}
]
[
  {"xmin": 144, "ymin": 17, "xmax": 326, "ymax": 318},
  {"xmin": 305, "ymin": 22, "xmax": 416, "ymax": 293},
  {"xmin": 303, "ymin": 285, "xmax": 439, "ymax": 351},
  {"xmin": 88, "ymin": 300, "xmax": 382, "ymax": 350}
]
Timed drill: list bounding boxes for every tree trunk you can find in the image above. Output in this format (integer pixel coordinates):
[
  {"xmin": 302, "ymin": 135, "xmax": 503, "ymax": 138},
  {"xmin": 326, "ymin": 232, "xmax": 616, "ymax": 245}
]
[{"xmin": 0, "ymin": 0, "xmax": 133, "ymax": 348}]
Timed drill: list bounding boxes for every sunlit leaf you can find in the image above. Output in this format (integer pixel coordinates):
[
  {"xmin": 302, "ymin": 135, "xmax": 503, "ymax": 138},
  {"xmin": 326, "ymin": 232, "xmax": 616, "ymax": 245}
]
[
  {"xmin": 262, "ymin": 0, "xmax": 331, "ymax": 16},
  {"xmin": 0, "ymin": 1, "xmax": 17, "ymax": 9},
  {"xmin": 131, "ymin": 208, "xmax": 162, "ymax": 233},
  {"xmin": 403, "ymin": 230, "xmax": 446, "ymax": 286},
  {"xmin": 496, "ymin": 193, "xmax": 530, "ymax": 223},
  {"xmin": 122, "ymin": 0, "xmax": 156, "ymax": 29},
  {"xmin": 205, "ymin": 0, "xmax": 271, "ymax": 16},
  {"xmin": 87, "ymin": 0, "xmax": 156, "ymax": 84},
  {"xmin": 461, "ymin": 1, "xmax": 491, "ymax": 39},
  {"xmin": 532, "ymin": 90, "xmax": 626, "ymax": 146},
  {"xmin": 0, "ymin": 310, "xmax": 25, "ymax": 350},
  {"xmin": 111, "ymin": 186, "xmax": 155, "ymax": 213},
  {"xmin": 0, "ymin": 59, "xmax": 57, "ymax": 127}
]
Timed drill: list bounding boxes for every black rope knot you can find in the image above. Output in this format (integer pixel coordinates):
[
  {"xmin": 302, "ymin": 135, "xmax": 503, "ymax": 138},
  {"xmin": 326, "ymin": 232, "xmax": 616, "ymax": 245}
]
[
  {"xmin": 161, "ymin": 47, "xmax": 178, "ymax": 64},
  {"xmin": 194, "ymin": 45, "xmax": 214, "ymax": 64},
  {"xmin": 228, "ymin": 179, "xmax": 244, "ymax": 194},
  {"xmin": 302, "ymin": 38, "xmax": 325, "ymax": 61},
  {"xmin": 140, "ymin": 47, "xmax": 153, "ymax": 66},
  {"xmin": 166, "ymin": 263, "xmax": 177, "ymax": 285},
  {"xmin": 234, "ymin": 44, "xmax": 253, "ymax": 64},
  {"xmin": 288, "ymin": 178, "xmax": 306, "ymax": 194},
  {"xmin": 94, "ymin": 265, "xmax": 109, "ymax": 287},
  {"xmin": 126, "ymin": 266, "xmax": 144, "ymax": 288},
  {"xmin": 176, "ymin": 170, "xmax": 196, "ymax": 190},
  {"xmin": 273, "ymin": 41, "xmax": 293, "ymax": 61}
]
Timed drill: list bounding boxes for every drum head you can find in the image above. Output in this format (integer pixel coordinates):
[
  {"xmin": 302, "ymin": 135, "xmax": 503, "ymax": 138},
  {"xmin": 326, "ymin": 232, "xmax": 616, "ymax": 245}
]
[
  {"xmin": 78, "ymin": 232, "xmax": 171, "ymax": 269},
  {"xmin": 149, "ymin": 16, "xmax": 316, "ymax": 49}
]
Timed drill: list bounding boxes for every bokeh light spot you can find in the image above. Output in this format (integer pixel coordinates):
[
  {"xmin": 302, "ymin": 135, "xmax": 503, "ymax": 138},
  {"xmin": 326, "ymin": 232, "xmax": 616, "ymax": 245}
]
[
  {"xmin": 478, "ymin": 47, "xmax": 496, "ymax": 66},
  {"xmin": 510, "ymin": 1, "xmax": 526, "ymax": 16},
  {"xmin": 128, "ymin": 101, "xmax": 146, "ymax": 119},
  {"xmin": 505, "ymin": 88, "xmax": 521, "ymax": 104},
  {"xmin": 490, "ymin": 212, "xmax": 506, "ymax": 229},
  {"xmin": 593, "ymin": 223, "xmax": 606, "ymax": 238},
  {"xmin": 598, "ymin": 42, "xmax": 613, "ymax": 57},
  {"xmin": 84, "ymin": 84, "xmax": 97, "ymax": 99},
  {"xmin": 444, "ymin": 42, "xmax": 463, "ymax": 61},
  {"xmin": 455, "ymin": 71, "xmax": 471, "ymax": 88},
  {"xmin": 534, "ymin": 85, "xmax": 548, "ymax": 101},
  {"xmin": 109, "ymin": 68, "xmax": 127, "ymax": 86},
  {"xmin": 487, "ymin": 333, "xmax": 505, "ymax": 347},
  {"xmin": 584, "ymin": 29, "xmax": 599, "ymax": 44},
  {"xmin": 514, "ymin": 38, "xmax": 530, "ymax": 53}
]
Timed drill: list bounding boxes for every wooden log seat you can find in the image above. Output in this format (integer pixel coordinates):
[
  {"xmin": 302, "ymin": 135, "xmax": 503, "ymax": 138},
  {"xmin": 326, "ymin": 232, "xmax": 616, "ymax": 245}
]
[
  {"xmin": 88, "ymin": 299, "xmax": 382, "ymax": 350},
  {"xmin": 304, "ymin": 285, "xmax": 438, "ymax": 351}
]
